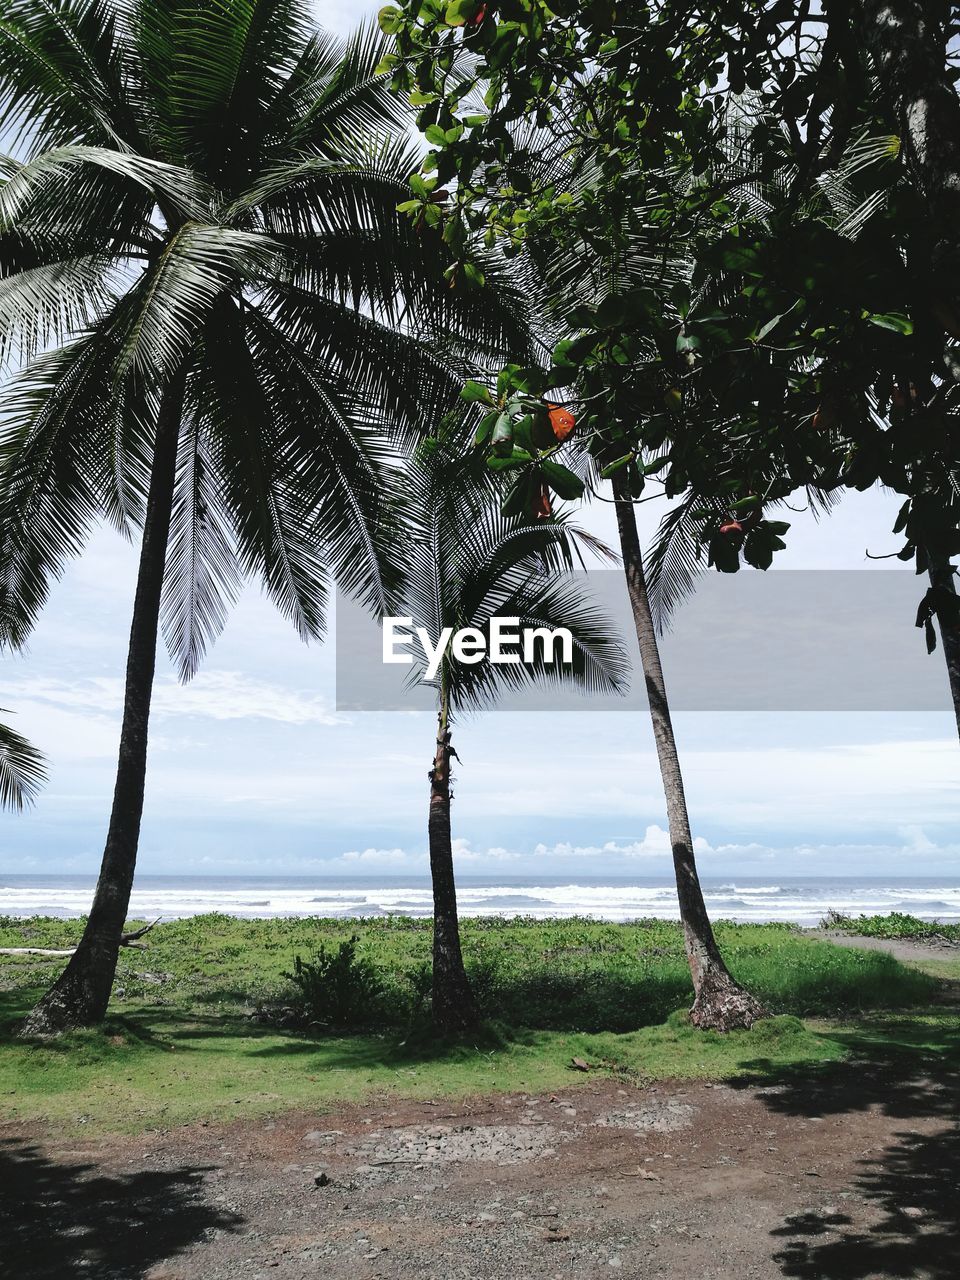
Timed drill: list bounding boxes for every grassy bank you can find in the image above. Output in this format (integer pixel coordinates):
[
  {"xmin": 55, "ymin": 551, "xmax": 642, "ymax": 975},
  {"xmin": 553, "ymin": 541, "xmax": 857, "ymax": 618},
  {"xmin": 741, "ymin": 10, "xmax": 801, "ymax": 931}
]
[
  {"xmin": 823, "ymin": 909, "xmax": 960, "ymax": 945},
  {"xmin": 0, "ymin": 915, "xmax": 944, "ymax": 1136},
  {"xmin": 0, "ymin": 914, "xmax": 936, "ymax": 1027}
]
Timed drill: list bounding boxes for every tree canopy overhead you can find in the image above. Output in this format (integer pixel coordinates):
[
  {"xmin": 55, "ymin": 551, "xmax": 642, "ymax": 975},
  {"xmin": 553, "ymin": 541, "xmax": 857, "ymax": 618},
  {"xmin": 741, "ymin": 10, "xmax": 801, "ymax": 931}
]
[{"xmin": 380, "ymin": 1, "xmax": 960, "ymax": 628}]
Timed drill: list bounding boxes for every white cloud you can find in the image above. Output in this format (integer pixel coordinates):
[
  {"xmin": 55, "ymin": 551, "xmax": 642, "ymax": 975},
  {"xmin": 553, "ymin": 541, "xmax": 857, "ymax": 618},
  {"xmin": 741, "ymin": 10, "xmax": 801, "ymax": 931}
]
[
  {"xmin": 336, "ymin": 838, "xmax": 519, "ymax": 868},
  {"xmin": 898, "ymin": 824, "xmax": 938, "ymax": 853},
  {"xmin": 534, "ymin": 825, "xmax": 713, "ymax": 859},
  {"xmin": 452, "ymin": 838, "xmax": 519, "ymax": 863},
  {"xmin": 341, "ymin": 845, "xmax": 424, "ymax": 866},
  {"xmin": 6, "ymin": 671, "xmax": 345, "ymax": 725}
]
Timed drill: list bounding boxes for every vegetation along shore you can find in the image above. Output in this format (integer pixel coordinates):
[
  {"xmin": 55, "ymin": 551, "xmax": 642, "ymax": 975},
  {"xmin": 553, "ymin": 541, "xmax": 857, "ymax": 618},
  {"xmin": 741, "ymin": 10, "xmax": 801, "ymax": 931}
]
[{"xmin": 0, "ymin": 912, "xmax": 952, "ymax": 1135}]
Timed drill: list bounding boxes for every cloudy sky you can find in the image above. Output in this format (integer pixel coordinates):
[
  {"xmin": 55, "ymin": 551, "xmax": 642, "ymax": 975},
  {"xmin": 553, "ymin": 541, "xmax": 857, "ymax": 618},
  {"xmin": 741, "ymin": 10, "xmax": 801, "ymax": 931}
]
[{"xmin": 1, "ymin": 1, "xmax": 957, "ymax": 882}]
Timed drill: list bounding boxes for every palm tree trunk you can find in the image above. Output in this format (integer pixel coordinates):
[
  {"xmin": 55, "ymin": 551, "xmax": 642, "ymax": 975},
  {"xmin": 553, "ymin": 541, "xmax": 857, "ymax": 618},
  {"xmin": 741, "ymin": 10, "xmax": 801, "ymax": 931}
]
[
  {"xmin": 428, "ymin": 696, "xmax": 480, "ymax": 1034},
  {"xmin": 612, "ymin": 472, "xmax": 766, "ymax": 1030},
  {"xmin": 928, "ymin": 554, "xmax": 960, "ymax": 743},
  {"xmin": 856, "ymin": 6, "xmax": 960, "ymax": 735},
  {"xmin": 856, "ymin": 0, "xmax": 960, "ymax": 256},
  {"xmin": 20, "ymin": 377, "xmax": 184, "ymax": 1037}
]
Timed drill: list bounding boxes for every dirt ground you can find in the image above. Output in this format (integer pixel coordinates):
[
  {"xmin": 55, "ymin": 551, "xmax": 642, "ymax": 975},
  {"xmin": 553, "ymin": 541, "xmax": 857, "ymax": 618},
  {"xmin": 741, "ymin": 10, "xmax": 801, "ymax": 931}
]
[
  {"xmin": 3, "ymin": 1034, "xmax": 958, "ymax": 1280},
  {"xmin": 3, "ymin": 934, "xmax": 957, "ymax": 1280}
]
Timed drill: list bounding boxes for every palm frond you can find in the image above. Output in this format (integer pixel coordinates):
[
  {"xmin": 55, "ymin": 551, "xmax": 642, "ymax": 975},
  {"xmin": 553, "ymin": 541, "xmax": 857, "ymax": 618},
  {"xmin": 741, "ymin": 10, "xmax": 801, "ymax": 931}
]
[
  {"xmin": 0, "ymin": 711, "xmax": 46, "ymax": 810},
  {"xmin": 0, "ymin": 0, "xmax": 136, "ymax": 153},
  {"xmin": 161, "ymin": 412, "xmax": 243, "ymax": 680},
  {"xmin": 284, "ymin": 21, "xmax": 409, "ymax": 149},
  {"xmin": 0, "ymin": 332, "xmax": 118, "ymax": 646},
  {"xmin": 165, "ymin": 0, "xmax": 314, "ymax": 181},
  {"xmin": 0, "ymin": 251, "xmax": 120, "ymax": 371},
  {"xmin": 395, "ymin": 433, "xmax": 629, "ymax": 714},
  {"xmin": 110, "ymin": 224, "xmax": 280, "ymax": 381},
  {"xmin": 645, "ymin": 495, "xmax": 713, "ymax": 635},
  {"xmin": 0, "ymin": 144, "xmax": 210, "ymax": 226}
]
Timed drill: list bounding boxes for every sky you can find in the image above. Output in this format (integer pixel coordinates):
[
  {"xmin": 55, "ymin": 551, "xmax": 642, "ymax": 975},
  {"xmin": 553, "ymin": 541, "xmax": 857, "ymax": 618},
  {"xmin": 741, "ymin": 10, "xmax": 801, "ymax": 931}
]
[{"xmin": 1, "ymin": 1, "xmax": 958, "ymax": 882}]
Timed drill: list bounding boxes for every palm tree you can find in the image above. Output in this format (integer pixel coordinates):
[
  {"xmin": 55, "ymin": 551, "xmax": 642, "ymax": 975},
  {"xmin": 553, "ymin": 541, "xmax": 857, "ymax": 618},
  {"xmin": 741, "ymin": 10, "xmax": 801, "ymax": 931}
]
[
  {"xmin": 0, "ymin": 0, "xmax": 529, "ymax": 1035},
  {"xmin": 491, "ymin": 129, "xmax": 768, "ymax": 1030},
  {"xmin": 607, "ymin": 476, "xmax": 769, "ymax": 1030},
  {"xmin": 396, "ymin": 434, "xmax": 628, "ymax": 1032}
]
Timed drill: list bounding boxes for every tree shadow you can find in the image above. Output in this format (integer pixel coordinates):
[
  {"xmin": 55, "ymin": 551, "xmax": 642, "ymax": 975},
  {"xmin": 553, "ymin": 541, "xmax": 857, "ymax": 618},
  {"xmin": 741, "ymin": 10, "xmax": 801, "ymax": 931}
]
[
  {"xmin": 772, "ymin": 1127, "xmax": 960, "ymax": 1279},
  {"xmin": 0, "ymin": 1138, "xmax": 243, "ymax": 1279},
  {"xmin": 244, "ymin": 1017, "xmax": 522, "ymax": 1068},
  {"xmin": 733, "ymin": 1016, "xmax": 960, "ymax": 1121},
  {"xmin": 734, "ymin": 1017, "xmax": 960, "ymax": 1278}
]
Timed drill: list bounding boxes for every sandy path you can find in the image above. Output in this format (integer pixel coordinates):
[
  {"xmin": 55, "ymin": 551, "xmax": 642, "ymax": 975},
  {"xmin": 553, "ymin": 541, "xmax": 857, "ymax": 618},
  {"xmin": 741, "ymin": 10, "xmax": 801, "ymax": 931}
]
[
  {"xmin": 811, "ymin": 929, "xmax": 960, "ymax": 968},
  {"xmin": 3, "ymin": 1050, "xmax": 958, "ymax": 1280}
]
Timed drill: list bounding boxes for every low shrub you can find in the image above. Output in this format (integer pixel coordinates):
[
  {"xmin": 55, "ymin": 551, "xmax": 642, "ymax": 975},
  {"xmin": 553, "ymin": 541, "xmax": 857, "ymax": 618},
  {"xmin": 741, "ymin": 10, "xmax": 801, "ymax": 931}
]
[
  {"xmin": 822, "ymin": 910, "xmax": 960, "ymax": 945},
  {"xmin": 284, "ymin": 936, "xmax": 386, "ymax": 1030}
]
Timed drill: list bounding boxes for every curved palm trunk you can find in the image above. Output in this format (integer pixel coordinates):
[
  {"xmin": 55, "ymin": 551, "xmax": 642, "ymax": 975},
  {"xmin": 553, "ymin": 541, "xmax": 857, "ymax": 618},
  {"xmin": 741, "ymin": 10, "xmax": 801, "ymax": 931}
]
[
  {"xmin": 612, "ymin": 473, "xmax": 766, "ymax": 1030},
  {"xmin": 428, "ymin": 698, "xmax": 480, "ymax": 1034},
  {"xmin": 928, "ymin": 554, "xmax": 960, "ymax": 743},
  {"xmin": 20, "ymin": 379, "xmax": 184, "ymax": 1037}
]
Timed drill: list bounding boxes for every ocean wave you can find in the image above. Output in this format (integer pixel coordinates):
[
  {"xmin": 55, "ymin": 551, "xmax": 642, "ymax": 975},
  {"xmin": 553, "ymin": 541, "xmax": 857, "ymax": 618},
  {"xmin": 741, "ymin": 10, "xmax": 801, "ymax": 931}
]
[
  {"xmin": 716, "ymin": 884, "xmax": 782, "ymax": 895},
  {"xmin": 4, "ymin": 878, "xmax": 960, "ymax": 925},
  {"xmin": 461, "ymin": 894, "xmax": 554, "ymax": 908}
]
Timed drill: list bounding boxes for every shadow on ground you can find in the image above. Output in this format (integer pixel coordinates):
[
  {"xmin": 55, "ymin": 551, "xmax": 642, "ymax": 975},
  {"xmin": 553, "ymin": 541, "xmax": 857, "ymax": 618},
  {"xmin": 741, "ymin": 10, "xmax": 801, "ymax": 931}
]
[
  {"xmin": 0, "ymin": 1138, "xmax": 243, "ymax": 1279},
  {"xmin": 772, "ymin": 1128, "xmax": 960, "ymax": 1279},
  {"xmin": 736, "ymin": 1017, "xmax": 960, "ymax": 1121},
  {"xmin": 735, "ymin": 1018, "xmax": 960, "ymax": 1278}
]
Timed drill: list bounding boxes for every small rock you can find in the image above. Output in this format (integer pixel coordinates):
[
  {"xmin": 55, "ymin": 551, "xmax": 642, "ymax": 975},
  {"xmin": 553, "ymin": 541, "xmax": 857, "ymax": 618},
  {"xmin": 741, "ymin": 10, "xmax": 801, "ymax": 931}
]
[
  {"xmin": 313, "ymin": 1171, "xmax": 332, "ymax": 1187},
  {"xmin": 902, "ymin": 1207, "xmax": 924, "ymax": 1219},
  {"xmin": 608, "ymin": 1259, "xmax": 623, "ymax": 1270}
]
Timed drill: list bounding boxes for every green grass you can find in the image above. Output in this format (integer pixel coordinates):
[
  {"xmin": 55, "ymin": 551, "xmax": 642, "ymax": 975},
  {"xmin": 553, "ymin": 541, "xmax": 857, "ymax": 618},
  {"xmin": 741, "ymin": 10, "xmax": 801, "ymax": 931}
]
[
  {"xmin": 0, "ymin": 914, "xmax": 936, "ymax": 1028},
  {"xmin": 823, "ymin": 909, "xmax": 960, "ymax": 945},
  {"xmin": 0, "ymin": 915, "xmax": 942, "ymax": 1136}
]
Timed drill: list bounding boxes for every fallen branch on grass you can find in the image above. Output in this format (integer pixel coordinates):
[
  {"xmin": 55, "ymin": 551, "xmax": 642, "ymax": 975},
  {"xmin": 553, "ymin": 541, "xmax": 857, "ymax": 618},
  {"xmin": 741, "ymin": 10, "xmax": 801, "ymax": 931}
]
[{"xmin": 0, "ymin": 917, "xmax": 161, "ymax": 956}]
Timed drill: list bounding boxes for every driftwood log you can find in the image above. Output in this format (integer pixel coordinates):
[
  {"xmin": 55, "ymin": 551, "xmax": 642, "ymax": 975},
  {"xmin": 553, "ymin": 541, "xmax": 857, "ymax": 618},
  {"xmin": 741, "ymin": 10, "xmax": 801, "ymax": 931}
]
[{"xmin": 0, "ymin": 917, "xmax": 161, "ymax": 956}]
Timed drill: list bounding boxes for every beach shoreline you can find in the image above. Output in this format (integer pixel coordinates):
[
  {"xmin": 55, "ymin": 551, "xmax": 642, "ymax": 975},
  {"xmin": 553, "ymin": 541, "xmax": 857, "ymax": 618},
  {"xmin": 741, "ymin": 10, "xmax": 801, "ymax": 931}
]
[{"xmin": 4, "ymin": 873, "xmax": 960, "ymax": 926}]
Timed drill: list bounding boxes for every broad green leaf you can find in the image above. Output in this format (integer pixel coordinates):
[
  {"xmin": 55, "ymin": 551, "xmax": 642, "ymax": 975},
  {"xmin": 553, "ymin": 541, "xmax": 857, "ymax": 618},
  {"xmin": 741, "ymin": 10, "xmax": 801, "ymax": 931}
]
[
  {"xmin": 461, "ymin": 379, "xmax": 493, "ymax": 404},
  {"xmin": 863, "ymin": 312, "xmax": 913, "ymax": 335},
  {"xmin": 377, "ymin": 6, "xmax": 403, "ymax": 34},
  {"xmin": 540, "ymin": 458, "xmax": 585, "ymax": 501},
  {"xmin": 600, "ymin": 453, "xmax": 634, "ymax": 478}
]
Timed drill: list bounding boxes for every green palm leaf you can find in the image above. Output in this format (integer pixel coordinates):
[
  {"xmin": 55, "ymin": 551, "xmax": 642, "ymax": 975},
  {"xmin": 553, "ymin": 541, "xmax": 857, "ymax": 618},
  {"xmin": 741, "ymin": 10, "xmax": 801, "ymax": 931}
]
[
  {"xmin": 395, "ymin": 432, "xmax": 629, "ymax": 714},
  {"xmin": 0, "ymin": 710, "xmax": 46, "ymax": 810}
]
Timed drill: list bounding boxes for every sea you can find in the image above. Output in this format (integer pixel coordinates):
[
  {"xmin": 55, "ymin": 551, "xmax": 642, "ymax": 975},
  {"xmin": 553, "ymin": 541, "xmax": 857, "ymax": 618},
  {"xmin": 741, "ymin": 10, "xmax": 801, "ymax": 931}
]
[{"xmin": 2, "ymin": 875, "xmax": 960, "ymax": 926}]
